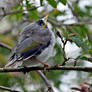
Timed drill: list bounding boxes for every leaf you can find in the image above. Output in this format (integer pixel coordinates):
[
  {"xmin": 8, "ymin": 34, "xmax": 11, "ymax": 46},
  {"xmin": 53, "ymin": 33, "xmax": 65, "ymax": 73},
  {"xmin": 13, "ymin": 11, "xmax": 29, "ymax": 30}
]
[
  {"xmin": 29, "ymin": 9, "xmax": 38, "ymax": 20},
  {"xmin": 0, "ymin": 73, "xmax": 12, "ymax": 87},
  {"xmin": 70, "ymin": 37, "xmax": 88, "ymax": 53},
  {"xmin": 0, "ymin": 54, "xmax": 6, "ymax": 65},
  {"xmin": 77, "ymin": 56, "xmax": 89, "ymax": 61},
  {"xmin": 15, "ymin": 13, "xmax": 23, "ymax": 21},
  {"xmin": 59, "ymin": 0, "xmax": 67, "ymax": 5},
  {"xmin": 50, "ymin": 9, "xmax": 65, "ymax": 17},
  {"xmin": 9, "ymin": 1, "xmax": 23, "ymax": 21},
  {"xmin": 47, "ymin": 70, "xmax": 64, "ymax": 87},
  {"xmin": 76, "ymin": 55, "xmax": 92, "ymax": 62},
  {"xmin": 88, "ymin": 49, "xmax": 92, "ymax": 52},
  {"xmin": 72, "ymin": 25, "xmax": 88, "ymax": 38},
  {"xmin": 0, "ymin": 36, "xmax": 14, "ymax": 47},
  {"xmin": 40, "ymin": 0, "xmax": 43, "ymax": 6},
  {"xmin": 47, "ymin": 0, "xmax": 57, "ymax": 8},
  {"xmin": 53, "ymin": 43, "xmax": 63, "ymax": 64}
]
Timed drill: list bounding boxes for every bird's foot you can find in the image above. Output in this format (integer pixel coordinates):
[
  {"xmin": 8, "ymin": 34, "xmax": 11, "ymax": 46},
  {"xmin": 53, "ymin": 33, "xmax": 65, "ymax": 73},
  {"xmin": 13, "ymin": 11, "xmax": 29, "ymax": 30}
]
[{"xmin": 43, "ymin": 64, "xmax": 49, "ymax": 74}]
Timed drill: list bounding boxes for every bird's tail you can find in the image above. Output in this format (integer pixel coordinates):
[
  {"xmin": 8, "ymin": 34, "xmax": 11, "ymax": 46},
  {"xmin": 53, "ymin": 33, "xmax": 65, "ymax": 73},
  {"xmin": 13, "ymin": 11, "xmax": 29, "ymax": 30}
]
[{"xmin": 5, "ymin": 59, "xmax": 16, "ymax": 68}]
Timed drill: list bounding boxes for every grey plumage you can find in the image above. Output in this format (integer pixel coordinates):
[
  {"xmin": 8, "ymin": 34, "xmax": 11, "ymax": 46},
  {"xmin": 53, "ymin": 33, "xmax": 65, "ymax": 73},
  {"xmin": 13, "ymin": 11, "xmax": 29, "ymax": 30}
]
[{"xmin": 5, "ymin": 20, "xmax": 55, "ymax": 67}]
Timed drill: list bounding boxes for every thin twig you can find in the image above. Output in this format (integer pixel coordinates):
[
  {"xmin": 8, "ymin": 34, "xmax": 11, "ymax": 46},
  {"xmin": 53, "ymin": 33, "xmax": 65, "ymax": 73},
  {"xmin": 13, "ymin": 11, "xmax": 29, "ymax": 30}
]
[
  {"xmin": 62, "ymin": 40, "xmax": 67, "ymax": 60},
  {"xmin": 0, "ymin": 6, "xmax": 43, "ymax": 17},
  {"xmin": 48, "ymin": 17, "xmax": 92, "ymax": 27},
  {"xmin": 56, "ymin": 31, "xmax": 68, "ymax": 65},
  {"xmin": 0, "ymin": 86, "xmax": 20, "ymax": 92},
  {"xmin": 36, "ymin": 70, "xmax": 54, "ymax": 92},
  {"xmin": 67, "ymin": 1, "xmax": 80, "ymax": 21},
  {"xmin": 0, "ymin": 42, "xmax": 12, "ymax": 51}
]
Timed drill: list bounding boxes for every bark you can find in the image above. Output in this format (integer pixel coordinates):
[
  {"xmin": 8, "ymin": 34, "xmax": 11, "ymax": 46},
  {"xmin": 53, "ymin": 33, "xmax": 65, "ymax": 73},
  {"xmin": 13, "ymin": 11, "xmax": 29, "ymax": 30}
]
[{"xmin": 0, "ymin": 0, "xmax": 23, "ymax": 20}]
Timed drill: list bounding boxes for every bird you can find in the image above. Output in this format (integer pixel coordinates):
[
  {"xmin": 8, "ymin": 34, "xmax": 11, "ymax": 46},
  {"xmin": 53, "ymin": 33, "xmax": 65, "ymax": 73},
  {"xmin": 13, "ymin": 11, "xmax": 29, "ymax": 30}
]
[{"xmin": 5, "ymin": 15, "xmax": 55, "ymax": 68}]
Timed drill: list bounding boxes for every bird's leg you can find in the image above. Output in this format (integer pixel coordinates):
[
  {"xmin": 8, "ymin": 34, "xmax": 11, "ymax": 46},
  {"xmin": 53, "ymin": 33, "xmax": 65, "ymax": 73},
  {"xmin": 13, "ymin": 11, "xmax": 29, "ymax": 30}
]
[
  {"xmin": 31, "ymin": 57, "xmax": 49, "ymax": 72},
  {"xmin": 31, "ymin": 57, "xmax": 49, "ymax": 67}
]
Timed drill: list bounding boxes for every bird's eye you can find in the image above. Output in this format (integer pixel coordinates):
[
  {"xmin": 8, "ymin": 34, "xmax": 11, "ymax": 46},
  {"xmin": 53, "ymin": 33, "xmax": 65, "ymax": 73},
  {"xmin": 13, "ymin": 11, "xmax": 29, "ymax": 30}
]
[{"xmin": 37, "ymin": 20, "xmax": 45, "ymax": 26}]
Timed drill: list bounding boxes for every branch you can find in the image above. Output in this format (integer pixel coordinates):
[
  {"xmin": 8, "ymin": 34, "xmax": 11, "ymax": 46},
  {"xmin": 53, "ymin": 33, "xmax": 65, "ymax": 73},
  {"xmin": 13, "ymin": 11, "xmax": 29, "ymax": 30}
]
[
  {"xmin": 0, "ymin": 6, "xmax": 42, "ymax": 17},
  {"xmin": 0, "ymin": 0, "xmax": 23, "ymax": 20},
  {"xmin": 36, "ymin": 70, "xmax": 54, "ymax": 92},
  {"xmin": 0, "ymin": 42, "xmax": 54, "ymax": 91},
  {"xmin": 67, "ymin": 1, "xmax": 80, "ymax": 21},
  {"xmin": 56, "ymin": 31, "xmax": 68, "ymax": 65},
  {"xmin": 0, "ymin": 42, "xmax": 12, "ymax": 51},
  {"xmin": 1, "ymin": 66, "xmax": 92, "ymax": 72},
  {"xmin": 0, "ymin": 86, "xmax": 20, "ymax": 92},
  {"xmin": 48, "ymin": 17, "xmax": 92, "ymax": 26}
]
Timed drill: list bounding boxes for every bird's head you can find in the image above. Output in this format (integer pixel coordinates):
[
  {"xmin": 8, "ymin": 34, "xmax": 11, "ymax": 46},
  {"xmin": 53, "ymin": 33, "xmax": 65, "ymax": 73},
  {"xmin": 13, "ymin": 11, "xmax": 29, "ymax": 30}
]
[{"xmin": 36, "ymin": 14, "xmax": 49, "ymax": 28}]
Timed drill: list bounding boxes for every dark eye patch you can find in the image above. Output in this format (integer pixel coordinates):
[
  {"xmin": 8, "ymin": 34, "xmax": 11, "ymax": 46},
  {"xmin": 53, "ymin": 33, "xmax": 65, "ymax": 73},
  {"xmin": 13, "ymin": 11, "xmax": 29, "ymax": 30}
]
[{"xmin": 36, "ymin": 20, "xmax": 45, "ymax": 26}]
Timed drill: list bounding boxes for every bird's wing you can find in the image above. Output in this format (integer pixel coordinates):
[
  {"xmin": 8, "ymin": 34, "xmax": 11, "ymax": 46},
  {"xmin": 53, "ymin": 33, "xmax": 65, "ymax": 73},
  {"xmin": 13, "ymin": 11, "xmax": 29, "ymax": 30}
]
[{"xmin": 6, "ymin": 22, "xmax": 51, "ymax": 67}]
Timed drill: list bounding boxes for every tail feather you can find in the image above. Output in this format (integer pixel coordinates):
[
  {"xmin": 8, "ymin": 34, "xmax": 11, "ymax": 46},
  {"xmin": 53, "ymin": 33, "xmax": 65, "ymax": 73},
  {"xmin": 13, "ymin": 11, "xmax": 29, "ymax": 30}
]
[{"xmin": 5, "ymin": 59, "xmax": 16, "ymax": 68}]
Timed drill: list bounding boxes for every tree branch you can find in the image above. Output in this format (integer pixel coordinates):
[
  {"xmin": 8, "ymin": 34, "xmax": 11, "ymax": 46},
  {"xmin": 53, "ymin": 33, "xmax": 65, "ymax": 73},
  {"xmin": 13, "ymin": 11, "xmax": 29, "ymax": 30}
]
[
  {"xmin": 0, "ymin": 0, "xmax": 23, "ymax": 20},
  {"xmin": 56, "ymin": 31, "xmax": 68, "ymax": 65},
  {"xmin": 0, "ymin": 42, "xmax": 12, "ymax": 51},
  {"xmin": 67, "ymin": 1, "xmax": 80, "ymax": 21},
  {"xmin": 1, "ymin": 66, "xmax": 92, "ymax": 72},
  {"xmin": 48, "ymin": 17, "xmax": 92, "ymax": 26},
  {"xmin": 36, "ymin": 70, "xmax": 54, "ymax": 92},
  {"xmin": 0, "ymin": 6, "xmax": 42, "ymax": 18},
  {"xmin": 0, "ymin": 42, "xmax": 54, "ymax": 92},
  {"xmin": 0, "ymin": 86, "xmax": 20, "ymax": 92}
]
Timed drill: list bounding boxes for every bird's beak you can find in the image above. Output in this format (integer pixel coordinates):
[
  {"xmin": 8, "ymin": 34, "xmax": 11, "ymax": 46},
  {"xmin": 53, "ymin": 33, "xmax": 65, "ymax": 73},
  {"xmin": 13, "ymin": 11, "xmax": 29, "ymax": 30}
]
[{"xmin": 44, "ymin": 14, "xmax": 49, "ymax": 25}]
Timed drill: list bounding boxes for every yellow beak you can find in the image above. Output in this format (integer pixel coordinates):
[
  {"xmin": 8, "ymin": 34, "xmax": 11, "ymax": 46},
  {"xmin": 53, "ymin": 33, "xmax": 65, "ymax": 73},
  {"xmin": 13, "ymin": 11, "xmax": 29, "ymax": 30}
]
[{"xmin": 44, "ymin": 14, "xmax": 49, "ymax": 25}]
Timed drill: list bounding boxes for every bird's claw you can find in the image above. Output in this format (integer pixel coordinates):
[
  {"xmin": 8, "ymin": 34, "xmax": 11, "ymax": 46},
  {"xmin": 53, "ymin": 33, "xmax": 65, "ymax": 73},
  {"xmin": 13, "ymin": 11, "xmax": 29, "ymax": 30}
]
[{"xmin": 43, "ymin": 64, "xmax": 49, "ymax": 74}]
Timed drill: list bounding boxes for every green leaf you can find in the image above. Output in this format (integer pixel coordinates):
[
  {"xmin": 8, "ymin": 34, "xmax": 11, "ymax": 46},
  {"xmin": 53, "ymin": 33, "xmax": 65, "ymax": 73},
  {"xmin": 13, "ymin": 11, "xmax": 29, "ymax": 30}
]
[
  {"xmin": 76, "ymin": 55, "xmax": 92, "ymax": 62},
  {"xmin": 40, "ymin": 0, "xmax": 43, "ymax": 6},
  {"xmin": 0, "ymin": 73, "xmax": 12, "ymax": 87},
  {"xmin": 53, "ymin": 43, "xmax": 63, "ymax": 64},
  {"xmin": 29, "ymin": 9, "xmax": 38, "ymax": 20},
  {"xmin": 25, "ymin": 0, "xmax": 31, "ymax": 9},
  {"xmin": 9, "ymin": 2, "xmax": 23, "ymax": 21},
  {"xmin": 59, "ymin": 0, "xmax": 67, "ymax": 5},
  {"xmin": 72, "ymin": 25, "xmax": 89, "ymax": 38},
  {"xmin": 47, "ymin": 0, "xmax": 57, "ymax": 8},
  {"xmin": 77, "ymin": 56, "xmax": 89, "ymax": 61},
  {"xmin": 70, "ymin": 37, "xmax": 88, "ymax": 53},
  {"xmin": 15, "ymin": 13, "xmax": 23, "ymax": 21},
  {"xmin": 47, "ymin": 70, "xmax": 64, "ymax": 87}
]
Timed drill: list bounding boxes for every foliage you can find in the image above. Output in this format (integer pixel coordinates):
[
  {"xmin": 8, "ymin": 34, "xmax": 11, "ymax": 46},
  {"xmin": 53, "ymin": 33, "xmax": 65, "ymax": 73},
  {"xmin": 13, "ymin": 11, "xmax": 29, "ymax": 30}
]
[{"xmin": 0, "ymin": 0, "xmax": 92, "ymax": 92}]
